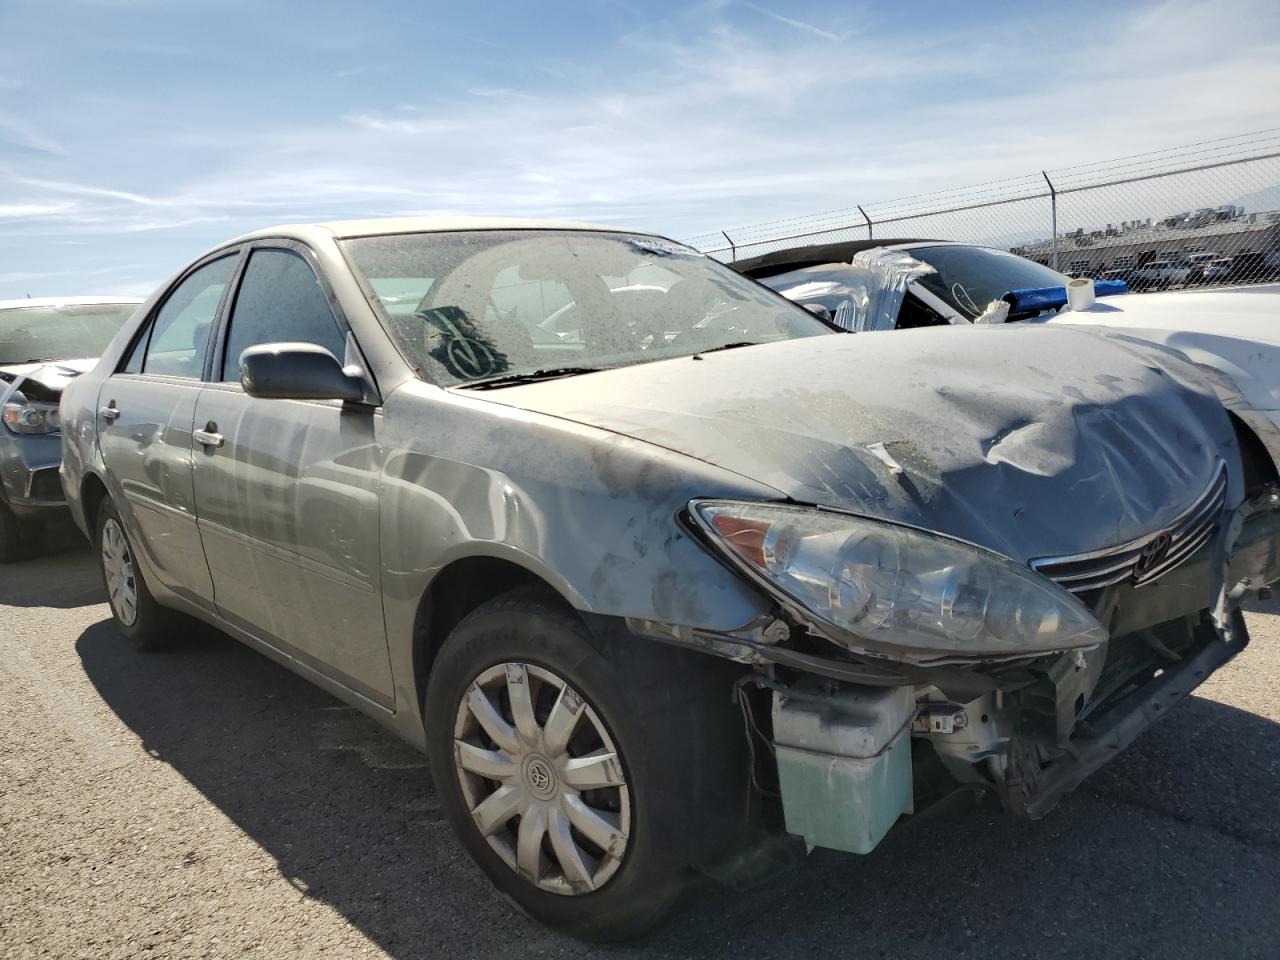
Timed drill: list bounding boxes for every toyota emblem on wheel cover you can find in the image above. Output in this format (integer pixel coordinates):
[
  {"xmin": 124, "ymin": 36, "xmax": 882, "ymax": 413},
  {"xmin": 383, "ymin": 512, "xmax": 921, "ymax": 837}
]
[
  {"xmin": 1135, "ymin": 532, "xmax": 1173, "ymax": 579},
  {"xmin": 528, "ymin": 761, "xmax": 551, "ymax": 790}
]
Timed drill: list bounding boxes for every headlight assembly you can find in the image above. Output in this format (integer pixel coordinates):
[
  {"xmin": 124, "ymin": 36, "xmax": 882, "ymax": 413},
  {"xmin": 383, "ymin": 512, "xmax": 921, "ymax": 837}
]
[
  {"xmin": 2, "ymin": 392, "xmax": 61, "ymax": 435},
  {"xmin": 690, "ymin": 500, "xmax": 1106, "ymax": 659}
]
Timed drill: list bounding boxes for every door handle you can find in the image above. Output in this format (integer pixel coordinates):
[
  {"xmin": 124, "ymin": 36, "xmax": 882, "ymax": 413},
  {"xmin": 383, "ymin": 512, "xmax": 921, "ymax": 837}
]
[
  {"xmin": 100, "ymin": 403, "xmax": 120, "ymax": 421},
  {"xmin": 194, "ymin": 422, "xmax": 224, "ymax": 448}
]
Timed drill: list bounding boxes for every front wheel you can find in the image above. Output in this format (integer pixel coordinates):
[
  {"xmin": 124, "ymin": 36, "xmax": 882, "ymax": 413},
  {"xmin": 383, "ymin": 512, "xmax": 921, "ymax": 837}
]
[{"xmin": 424, "ymin": 589, "xmax": 749, "ymax": 940}]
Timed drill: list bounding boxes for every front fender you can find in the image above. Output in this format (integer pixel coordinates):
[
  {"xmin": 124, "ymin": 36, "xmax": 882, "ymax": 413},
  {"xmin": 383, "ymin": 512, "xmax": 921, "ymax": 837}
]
[{"xmin": 376, "ymin": 383, "xmax": 785, "ymax": 719}]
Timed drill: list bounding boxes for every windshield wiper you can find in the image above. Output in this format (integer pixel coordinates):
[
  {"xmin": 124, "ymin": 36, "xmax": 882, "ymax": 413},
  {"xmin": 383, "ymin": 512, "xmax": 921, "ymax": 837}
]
[
  {"xmin": 692, "ymin": 341, "xmax": 759, "ymax": 357},
  {"xmin": 459, "ymin": 366, "xmax": 606, "ymax": 390}
]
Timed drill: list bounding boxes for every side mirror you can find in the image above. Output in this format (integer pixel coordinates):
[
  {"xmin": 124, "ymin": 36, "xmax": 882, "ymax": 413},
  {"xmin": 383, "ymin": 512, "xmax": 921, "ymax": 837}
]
[{"xmin": 240, "ymin": 342, "xmax": 368, "ymax": 403}]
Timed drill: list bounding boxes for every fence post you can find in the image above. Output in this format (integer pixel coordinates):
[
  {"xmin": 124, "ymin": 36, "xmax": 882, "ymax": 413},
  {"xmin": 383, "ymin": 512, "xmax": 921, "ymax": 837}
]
[
  {"xmin": 1041, "ymin": 171, "xmax": 1058, "ymax": 271},
  {"xmin": 858, "ymin": 205, "xmax": 873, "ymax": 239},
  {"xmin": 721, "ymin": 231, "xmax": 737, "ymax": 262}
]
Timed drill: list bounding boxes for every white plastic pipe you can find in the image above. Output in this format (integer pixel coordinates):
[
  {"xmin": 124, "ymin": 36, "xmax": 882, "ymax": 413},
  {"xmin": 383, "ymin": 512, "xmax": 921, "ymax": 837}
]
[{"xmin": 1066, "ymin": 277, "xmax": 1096, "ymax": 311}]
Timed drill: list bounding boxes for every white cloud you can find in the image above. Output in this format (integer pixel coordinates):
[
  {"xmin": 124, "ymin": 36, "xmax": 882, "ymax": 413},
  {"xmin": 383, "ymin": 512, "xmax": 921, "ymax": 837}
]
[
  {"xmin": 467, "ymin": 87, "xmax": 535, "ymax": 101},
  {"xmin": 0, "ymin": 113, "xmax": 65, "ymax": 155},
  {"xmin": 9, "ymin": 176, "xmax": 158, "ymax": 206},
  {"xmin": 742, "ymin": 3, "xmax": 848, "ymax": 41},
  {"xmin": 333, "ymin": 65, "xmax": 389, "ymax": 79},
  {"xmin": 0, "ymin": 202, "xmax": 77, "ymax": 219},
  {"xmin": 2, "ymin": 0, "xmax": 1279, "ymax": 297}
]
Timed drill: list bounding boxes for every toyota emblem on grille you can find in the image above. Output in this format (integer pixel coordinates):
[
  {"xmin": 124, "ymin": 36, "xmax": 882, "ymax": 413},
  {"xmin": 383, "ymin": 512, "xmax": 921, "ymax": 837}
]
[{"xmin": 1134, "ymin": 532, "xmax": 1173, "ymax": 579}]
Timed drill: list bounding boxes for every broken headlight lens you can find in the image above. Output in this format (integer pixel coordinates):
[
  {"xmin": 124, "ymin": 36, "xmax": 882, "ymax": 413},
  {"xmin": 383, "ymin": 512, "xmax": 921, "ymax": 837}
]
[
  {"xmin": 2, "ymin": 393, "xmax": 61, "ymax": 435},
  {"xmin": 691, "ymin": 500, "xmax": 1106, "ymax": 658}
]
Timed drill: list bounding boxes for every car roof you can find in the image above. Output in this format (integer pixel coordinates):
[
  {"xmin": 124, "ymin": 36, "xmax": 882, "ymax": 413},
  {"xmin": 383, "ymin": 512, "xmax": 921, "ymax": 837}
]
[
  {"xmin": 228, "ymin": 215, "xmax": 638, "ymax": 246},
  {"xmin": 0, "ymin": 296, "xmax": 144, "ymax": 310},
  {"xmin": 731, "ymin": 238, "xmax": 953, "ymax": 277}
]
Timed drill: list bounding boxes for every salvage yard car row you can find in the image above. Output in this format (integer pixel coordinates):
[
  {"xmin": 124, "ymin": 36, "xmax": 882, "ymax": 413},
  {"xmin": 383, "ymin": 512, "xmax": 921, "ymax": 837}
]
[
  {"xmin": 11, "ymin": 217, "xmax": 1280, "ymax": 940},
  {"xmin": 0, "ymin": 298, "xmax": 141, "ymax": 561}
]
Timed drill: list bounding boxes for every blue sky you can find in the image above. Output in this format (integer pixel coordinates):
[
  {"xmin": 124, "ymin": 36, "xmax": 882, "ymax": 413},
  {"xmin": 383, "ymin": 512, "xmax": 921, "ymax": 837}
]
[{"xmin": 2, "ymin": 0, "xmax": 1279, "ymax": 298}]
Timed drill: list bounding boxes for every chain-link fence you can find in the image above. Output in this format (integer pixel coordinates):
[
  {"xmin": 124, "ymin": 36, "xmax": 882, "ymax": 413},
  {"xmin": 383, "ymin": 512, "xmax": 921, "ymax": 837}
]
[{"xmin": 684, "ymin": 130, "xmax": 1280, "ymax": 290}]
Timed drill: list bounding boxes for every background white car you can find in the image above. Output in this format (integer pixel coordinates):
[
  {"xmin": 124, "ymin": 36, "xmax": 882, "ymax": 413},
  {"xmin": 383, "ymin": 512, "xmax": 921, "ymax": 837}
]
[
  {"xmin": 737, "ymin": 240, "xmax": 1280, "ymax": 473},
  {"xmin": 1042, "ymin": 282, "xmax": 1280, "ymax": 471}
]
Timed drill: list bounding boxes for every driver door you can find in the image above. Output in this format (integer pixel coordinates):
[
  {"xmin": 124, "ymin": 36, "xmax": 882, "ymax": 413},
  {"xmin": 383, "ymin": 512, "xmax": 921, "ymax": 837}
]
[{"xmin": 192, "ymin": 242, "xmax": 392, "ymax": 704}]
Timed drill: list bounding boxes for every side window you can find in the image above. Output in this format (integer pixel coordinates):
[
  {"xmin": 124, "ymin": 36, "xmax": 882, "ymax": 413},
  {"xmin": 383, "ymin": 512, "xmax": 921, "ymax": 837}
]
[
  {"xmin": 220, "ymin": 248, "xmax": 347, "ymax": 382},
  {"xmin": 142, "ymin": 256, "xmax": 237, "ymax": 378},
  {"xmin": 120, "ymin": 324, "xmax": 150, "ymax": 373}
]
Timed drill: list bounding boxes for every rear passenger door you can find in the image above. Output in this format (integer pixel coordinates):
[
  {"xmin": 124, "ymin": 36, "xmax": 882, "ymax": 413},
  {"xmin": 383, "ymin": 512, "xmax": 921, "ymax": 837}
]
[
  {"xmin": 96, "ymin": 252, "xmax": 239, "ymax": 608},
  {"xmin": 191, "ymin": 242, "xmax": 391, "ymax": 704}
]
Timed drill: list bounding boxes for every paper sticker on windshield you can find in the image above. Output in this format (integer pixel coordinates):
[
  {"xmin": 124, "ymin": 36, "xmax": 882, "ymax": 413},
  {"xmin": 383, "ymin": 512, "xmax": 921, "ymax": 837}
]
[
  {"xmin": 445, "ymin": 337, "xmax": 498, "ymax": 380},
  {"xmin": 628, "ymin": 237, "xmax": 701, "ymax": 258}
]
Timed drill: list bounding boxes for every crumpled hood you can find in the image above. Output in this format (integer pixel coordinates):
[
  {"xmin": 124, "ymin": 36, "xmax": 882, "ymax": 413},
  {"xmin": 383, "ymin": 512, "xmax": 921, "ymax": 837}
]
[
  {"xmin": 0, "ymin": 357, "xmax": 96, "ymax": 401},
  {"xmin": 477, "ymin": 326, "xmax": 1238, "ymax": 564}
]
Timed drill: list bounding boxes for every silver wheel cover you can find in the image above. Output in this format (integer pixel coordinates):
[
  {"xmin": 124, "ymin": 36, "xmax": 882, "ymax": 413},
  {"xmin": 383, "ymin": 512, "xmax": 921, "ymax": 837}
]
[
  {"xmin": 101, "ymin": 517, "xmax": 138, "ymax": 627},
  {"xmin": 453, "ymin": 662, "xmax": 631, "ymax": 895}
]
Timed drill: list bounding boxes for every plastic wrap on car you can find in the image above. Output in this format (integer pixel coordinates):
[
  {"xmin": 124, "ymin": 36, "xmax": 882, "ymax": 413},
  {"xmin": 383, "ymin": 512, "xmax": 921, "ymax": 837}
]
[
  {"xmin": 839, "ymin": 249, "xmax": 938, "ymax": 332},
  {"xmin": 768, "ymin": 250, "xmax": 937, "ymax": 332}
]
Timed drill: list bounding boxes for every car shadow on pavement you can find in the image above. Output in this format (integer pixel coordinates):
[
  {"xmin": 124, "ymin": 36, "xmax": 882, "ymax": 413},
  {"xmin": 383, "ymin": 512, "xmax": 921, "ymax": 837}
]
[
  {"xmin": 1, "ymin": 539, "xmax": 102, "ymax": 608},
  {"xmin": 77, "ymin": 620, "xmax": 1280, "ymax": 960}
]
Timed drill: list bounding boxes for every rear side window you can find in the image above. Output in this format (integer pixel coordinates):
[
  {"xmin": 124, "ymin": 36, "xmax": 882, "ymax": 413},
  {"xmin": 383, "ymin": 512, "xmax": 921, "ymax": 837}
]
[
  {"xmin": 220, "ymin": 248, "xmax": 347, "ymax": 382},
  {"xmin": 142, "ymin": 256, "xmax": 237, "ymax": 378}
]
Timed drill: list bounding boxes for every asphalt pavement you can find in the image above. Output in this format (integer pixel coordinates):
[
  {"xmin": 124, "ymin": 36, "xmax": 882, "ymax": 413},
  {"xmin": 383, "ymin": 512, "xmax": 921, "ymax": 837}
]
[{"xmin": 2, "ymin": 537, "xmax": 1278, "ymax": 959}]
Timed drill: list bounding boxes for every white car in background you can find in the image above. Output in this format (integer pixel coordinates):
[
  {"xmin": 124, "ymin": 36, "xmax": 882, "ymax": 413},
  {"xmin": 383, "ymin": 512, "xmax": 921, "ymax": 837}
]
[
  {"xmin": 1129, "ymin": 259, "xmax": 1191, "ymax": 290},
  {"xmin": 1047, "ymin": 282, "xmax": 1280, "ymax": 470},
  {"xmin": 735, "ymin": 240, "xmax": 1280, "ymax": 474}
]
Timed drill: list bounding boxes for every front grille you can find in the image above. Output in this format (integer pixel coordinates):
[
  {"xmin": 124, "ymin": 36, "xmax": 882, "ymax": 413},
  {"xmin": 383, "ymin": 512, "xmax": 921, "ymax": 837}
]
[{"xmin": 1030, "ymin": 461, "xmax": 1227, "ymax": 594}]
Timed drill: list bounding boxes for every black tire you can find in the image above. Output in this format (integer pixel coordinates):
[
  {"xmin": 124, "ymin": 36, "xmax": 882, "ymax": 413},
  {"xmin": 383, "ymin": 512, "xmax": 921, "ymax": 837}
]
[
  {"xmin": 0, "ymin": 499, "xmax": 21, "ymax": 564},
  {"xmin": 424, "ymin": 588, "xmax": 750, "ymax": 941},
  {"xmin": 94, "ymin": 497, "xmax": 181, "ymax": 650}
]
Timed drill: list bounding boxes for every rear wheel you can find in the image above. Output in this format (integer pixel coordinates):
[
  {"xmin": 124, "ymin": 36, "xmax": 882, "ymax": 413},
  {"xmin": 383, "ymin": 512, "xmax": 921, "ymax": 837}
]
[
  {"xmin": 95, "ymin": 498, "xmax": 179, "ymax": 650},
  {"xmin": 424, "ymin": 589, "xmax": 749, "ymax": 940}
]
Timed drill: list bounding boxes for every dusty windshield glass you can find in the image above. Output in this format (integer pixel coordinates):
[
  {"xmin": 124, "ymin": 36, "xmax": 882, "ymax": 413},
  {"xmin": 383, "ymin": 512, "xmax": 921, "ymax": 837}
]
[
  {"xmin": 341, "ymin": 230, "xmax": 832, "ymax": 387},
  {"xmin": 0, "ymin": 303, "xmax": 137, "ymax": 365},
  {"xmin": 908, "ymin": 245, "xmax": 1068, "ymax": 319}
]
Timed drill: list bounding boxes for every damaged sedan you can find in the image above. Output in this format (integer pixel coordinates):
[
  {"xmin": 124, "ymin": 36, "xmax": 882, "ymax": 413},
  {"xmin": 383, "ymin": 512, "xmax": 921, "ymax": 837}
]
[
  {"xmin": 59, "ymin": 218, "xmax": 1280, "ymax": 939},
  {"xmin": 1, "ymin": 296, "xmax": 141, "ymax": 561}
]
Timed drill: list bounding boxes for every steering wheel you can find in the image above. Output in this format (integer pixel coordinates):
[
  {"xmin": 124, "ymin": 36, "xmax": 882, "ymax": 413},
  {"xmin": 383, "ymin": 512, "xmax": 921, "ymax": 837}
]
[{"xmin": 667, "ymin": 302, "xmax": 750, "ymax": 350}]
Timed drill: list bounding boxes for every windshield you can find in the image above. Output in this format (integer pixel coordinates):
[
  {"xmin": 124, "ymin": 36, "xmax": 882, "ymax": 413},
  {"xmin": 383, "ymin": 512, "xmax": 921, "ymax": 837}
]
[
  {"xmin": 907, "ymin": 245, "xmax": 1068, "ymax": 319},
  {"xmin": 341, "ymin": 230, "xmax": 832, "ymax": 387},
  {"xmin": 0, "ymin": 302, "xmax": 138, "ymax": 365}
]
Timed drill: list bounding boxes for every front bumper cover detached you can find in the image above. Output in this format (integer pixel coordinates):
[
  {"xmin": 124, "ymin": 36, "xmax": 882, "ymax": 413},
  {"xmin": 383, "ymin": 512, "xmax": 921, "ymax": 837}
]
[
  {"xmin": 998, "ymin": 608, "xmax": 1248, "ymax": 820},
  {"xmin": 994, "ymin": 491, "xmax": 1278, "ymax": 820}
]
